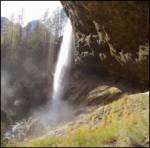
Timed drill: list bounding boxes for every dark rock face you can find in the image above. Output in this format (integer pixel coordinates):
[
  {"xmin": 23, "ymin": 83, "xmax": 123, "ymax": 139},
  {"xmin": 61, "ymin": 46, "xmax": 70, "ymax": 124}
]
[{"xmin": 61, "ymin": 1, "xmax": 149, "ymax": 86}]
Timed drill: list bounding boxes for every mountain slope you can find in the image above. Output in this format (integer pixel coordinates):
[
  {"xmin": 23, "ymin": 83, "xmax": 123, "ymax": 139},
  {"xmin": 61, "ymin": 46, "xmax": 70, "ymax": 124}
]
[{"xmin": 3, "ymin": 91, "xmax": 149, "ymax": 147}]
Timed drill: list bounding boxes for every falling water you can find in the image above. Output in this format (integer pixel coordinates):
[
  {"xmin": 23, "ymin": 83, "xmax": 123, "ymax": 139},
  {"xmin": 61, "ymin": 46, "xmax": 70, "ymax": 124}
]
[
  {"xmin": 2, "ymin": 19, "xmax": 73, "ymax": 141},
  {"xmin": 45, "ymin": 19, "xmax": 73, "ymax": 123},
  {"xmin": 52, "ymin": 19, "xmax": 72, "ymax": 101}
]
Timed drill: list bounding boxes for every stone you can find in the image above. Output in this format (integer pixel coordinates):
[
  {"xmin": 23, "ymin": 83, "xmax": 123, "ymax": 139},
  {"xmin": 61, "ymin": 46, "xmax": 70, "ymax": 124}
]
[
  {"xmin": 98, "ymin": 106, "xmax": 104, "ymax": 114},
  {"xmin": 61, "ymin": 1, "xmax": 149, "ymax": 86},
  {"xmin": 87, "ymin": 86, "xmax": 122, "ymax": 105}
]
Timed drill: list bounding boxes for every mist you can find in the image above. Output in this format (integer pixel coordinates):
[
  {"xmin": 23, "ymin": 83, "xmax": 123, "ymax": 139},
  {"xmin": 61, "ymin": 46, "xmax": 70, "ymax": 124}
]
[
  {"xmin": 1, "ymin": 5, "xmax": 68, "ymax": 119},
  {"xmin": 1, "ymin": 5, "xmax": 76, "ymax": 141}
]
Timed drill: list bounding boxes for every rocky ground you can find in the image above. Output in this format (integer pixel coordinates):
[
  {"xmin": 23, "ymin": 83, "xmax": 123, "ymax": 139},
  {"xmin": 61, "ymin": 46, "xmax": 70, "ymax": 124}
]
[{"xmin": 1, "ymin": 85, "xmax": 149, "ymax": 147}]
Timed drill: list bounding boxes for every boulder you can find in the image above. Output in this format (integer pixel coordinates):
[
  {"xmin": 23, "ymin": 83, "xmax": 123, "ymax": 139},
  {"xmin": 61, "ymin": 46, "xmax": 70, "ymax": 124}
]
[{"xmin": 87, "ymin": 86, "xmax": 122, "ymax": 105}]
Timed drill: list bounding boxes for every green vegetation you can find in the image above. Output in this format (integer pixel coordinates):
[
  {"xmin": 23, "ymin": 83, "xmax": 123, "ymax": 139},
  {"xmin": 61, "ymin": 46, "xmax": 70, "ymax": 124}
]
[
  {"xmin": 1, "ymin": 8, "xmax": 68, "ymax": 121},
  {"xmin": 3, "ymin": 92, "xmax": 149, "ymax": 147}
]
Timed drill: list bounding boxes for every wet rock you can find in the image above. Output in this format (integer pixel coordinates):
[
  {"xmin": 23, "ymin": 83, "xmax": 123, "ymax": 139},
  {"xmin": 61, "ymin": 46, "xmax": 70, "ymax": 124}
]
[{"xmin": 2, "ymin": 117, "xmax": 43, "ymax": 141}]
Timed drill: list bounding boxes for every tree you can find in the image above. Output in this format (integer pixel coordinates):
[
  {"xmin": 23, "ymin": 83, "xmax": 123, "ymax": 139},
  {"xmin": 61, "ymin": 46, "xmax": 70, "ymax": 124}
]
[
  {"xmin": 50, "ymin": 7, "xmax": 68, "ymax": 38},
  {"xmin": 17, "ymin": 8, "xmax": 24, "ymax": 43},
  {"xmin": 10, "ymin": 14, "xmax": 15, "ymax": 46}
]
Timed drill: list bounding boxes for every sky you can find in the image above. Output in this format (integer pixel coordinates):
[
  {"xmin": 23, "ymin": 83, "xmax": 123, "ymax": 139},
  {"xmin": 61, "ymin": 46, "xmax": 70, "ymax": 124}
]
[{"xmin": 1, "ymin": 1, "xmax": 62, "ymax": 26}]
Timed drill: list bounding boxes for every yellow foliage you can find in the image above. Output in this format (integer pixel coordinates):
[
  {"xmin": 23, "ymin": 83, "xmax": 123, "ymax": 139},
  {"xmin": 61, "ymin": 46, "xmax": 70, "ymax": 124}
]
[{"xmin": 3, "ymin": 92, "xmax": 149, "ymax": 147}]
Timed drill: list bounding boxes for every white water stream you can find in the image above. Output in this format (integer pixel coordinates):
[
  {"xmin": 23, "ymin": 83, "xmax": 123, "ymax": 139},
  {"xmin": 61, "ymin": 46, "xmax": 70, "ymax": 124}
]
[
  {"xmin": 52, "ymin": 19, "xmax": 72, "ymax": 101},
  {"xmin": 47, "ymin": 19, "xmax": 73, "ymax": 123}
]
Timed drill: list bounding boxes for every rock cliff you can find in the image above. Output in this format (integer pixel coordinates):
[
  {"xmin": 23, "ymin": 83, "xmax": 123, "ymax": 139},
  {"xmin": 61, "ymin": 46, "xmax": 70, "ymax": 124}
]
[{"xmin": 61, "ymin": 1, "xmax": 149, "ymax": 86}]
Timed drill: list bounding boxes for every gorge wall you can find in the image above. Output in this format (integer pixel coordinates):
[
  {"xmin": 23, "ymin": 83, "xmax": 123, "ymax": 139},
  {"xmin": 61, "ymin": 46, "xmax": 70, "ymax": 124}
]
[{"xmin": 61, "ymin": 1, "xmax": 149, "ymax": 86}]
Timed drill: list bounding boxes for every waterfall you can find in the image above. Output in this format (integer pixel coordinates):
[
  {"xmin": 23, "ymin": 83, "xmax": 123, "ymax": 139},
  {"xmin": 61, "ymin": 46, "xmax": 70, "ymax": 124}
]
[
  {"xmin": 52, "ymin": 19, "xmax": 72, "ymax": 101},
  {"xmin": 46, "ymin": 19, "xmax": 73, "ymax": 123},
  {"xmin": 2, "ymin": 20, "xmax": 73, "ymax": 139}
]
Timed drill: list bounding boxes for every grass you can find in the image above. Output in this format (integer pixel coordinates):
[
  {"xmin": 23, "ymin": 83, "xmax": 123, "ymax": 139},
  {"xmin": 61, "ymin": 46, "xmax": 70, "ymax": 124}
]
[{"xmin": 2, "ymin": 93, "xmax": 149, "ymax": 147}]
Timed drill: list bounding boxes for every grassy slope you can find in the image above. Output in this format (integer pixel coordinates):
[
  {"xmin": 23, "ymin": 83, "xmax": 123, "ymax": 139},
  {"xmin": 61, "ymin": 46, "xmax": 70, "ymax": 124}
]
[{"xmin": 4, "ymin": 92, "xmax": 149, "ymax": 147}]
